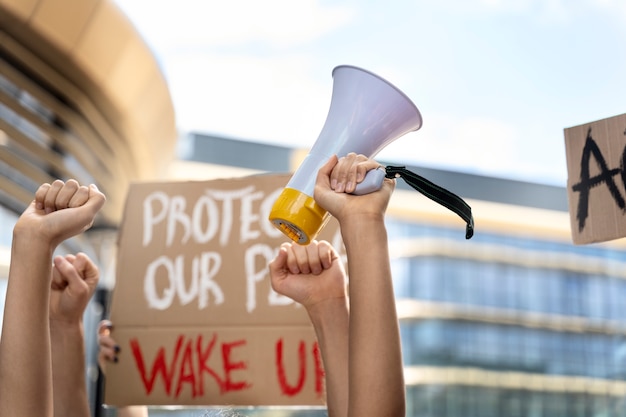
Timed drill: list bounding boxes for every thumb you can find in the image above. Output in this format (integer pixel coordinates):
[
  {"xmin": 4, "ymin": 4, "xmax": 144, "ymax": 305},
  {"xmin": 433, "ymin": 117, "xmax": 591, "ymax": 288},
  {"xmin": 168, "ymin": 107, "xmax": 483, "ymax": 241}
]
[
  {"xmin": 269, "ymin": 246, "xmax": 290, "ymax": 293},
  {"xmin": 316, "ymin": 155, "xmax": 338, "ymax": 186},
  {"xmin": 51, "ymin": 256, "xmax": 67, "ymax": 290},
  {"xmin": 82, "ymin": 184, "xmax": 106, "ymax": 222},
  {"xmin": 54, "ymin": 255, "xmax": 83, "ymax": 286},
  {"xmin": 53, "ymin": 255, "xmax": 84, "ymax": 289},
  {"xmin": 74, "ymin": 252, "xmax": 100, "ymax": 290},
  {"xmin": 318, "ymin": 240, "xmax": 338, "ymax": 270},
  {"xmin": 269, "ymin": 246, "xmax": 289, "ymax": 275},
  {"xmin": 74, "ymin": 184, "xmax": 106, "ymax": 230}
]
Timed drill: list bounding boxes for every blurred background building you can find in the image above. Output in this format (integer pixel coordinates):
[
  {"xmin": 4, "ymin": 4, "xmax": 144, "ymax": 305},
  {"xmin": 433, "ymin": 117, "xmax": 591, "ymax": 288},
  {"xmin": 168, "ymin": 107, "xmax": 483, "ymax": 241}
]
[{"xmin": 2, "ymin": 1, "xmax": 626, "ymax": 416}]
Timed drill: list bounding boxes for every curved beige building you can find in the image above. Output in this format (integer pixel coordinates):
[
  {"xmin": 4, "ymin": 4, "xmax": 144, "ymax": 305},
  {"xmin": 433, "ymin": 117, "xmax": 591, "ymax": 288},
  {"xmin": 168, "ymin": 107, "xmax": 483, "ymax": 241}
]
[{"xmin": 0, "ymin": 0, "xmax": 177, "ymax": 227}]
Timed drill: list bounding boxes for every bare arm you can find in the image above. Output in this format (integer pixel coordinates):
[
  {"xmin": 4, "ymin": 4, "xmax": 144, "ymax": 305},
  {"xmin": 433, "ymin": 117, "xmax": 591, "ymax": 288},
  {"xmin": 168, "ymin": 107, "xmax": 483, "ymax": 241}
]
[
  {"xmin": 1, "ymin": 224, "xmax": 55, "ymax": 416},
  {"xmin": 270, "ymin": 153, "xmax": 405, "ymax": 417},
  {"xmin": 50, "ymin": 253, "xmax": 100, "ymax": 417},
  {"xmin": 315, "ymin": 154, "xmax": 406, "ymax": 417},
  {"xmin": 0, "ymin": 180, "xmax": 105, "ymax": 417},
  {"xmin": 306, "ymin": 295, "xmax": 349, "ymax": 416},
  {"xmin": 117, "ymin": 406, "xmax": 150, "ymax": 417},
  {"xmin": 269, "ymin": 241, "xmax": 350, "ymax": 416},
  {"xmin": 50, "ymin": 323, "xmax": 89, "ymax": 417}
]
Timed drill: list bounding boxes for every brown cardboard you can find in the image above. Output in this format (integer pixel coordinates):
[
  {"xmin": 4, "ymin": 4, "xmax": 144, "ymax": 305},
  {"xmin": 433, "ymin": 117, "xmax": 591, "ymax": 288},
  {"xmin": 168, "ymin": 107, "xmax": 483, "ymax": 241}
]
[
  {"xmin": 104, "ymin": 327, "xmax": 325, "ymax": 406},
  {"xmin": 564, "ymin": 113, "xmax": 626, "ymax": 244},
  {"xmin": 105, "ymin": 174, "xmax": 342, "ymax": 406}
]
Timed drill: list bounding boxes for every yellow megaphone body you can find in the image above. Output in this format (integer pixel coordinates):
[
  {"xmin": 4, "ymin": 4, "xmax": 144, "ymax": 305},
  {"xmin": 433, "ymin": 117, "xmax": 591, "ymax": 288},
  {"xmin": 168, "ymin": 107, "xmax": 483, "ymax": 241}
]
[{"xmin": 269, "ymin": 65, "xmax": 423, "ymax": 244}]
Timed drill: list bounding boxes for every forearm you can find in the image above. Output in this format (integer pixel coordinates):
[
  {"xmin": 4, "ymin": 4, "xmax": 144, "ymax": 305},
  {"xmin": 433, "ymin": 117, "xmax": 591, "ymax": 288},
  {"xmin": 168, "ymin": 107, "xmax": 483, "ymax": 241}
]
[
  {"xmin": 307, "ymin": 297, "xmax": 350, "ymax": 417},
  {"xmin": 118, "ymin": 406, "xmax": 150, "ymax": 417},
  {"xmin": 0, "ymin": 234, "xmax": 54, "ymax": 416},
  {"xmin": 341, "ymin": 216, "xmax": 405, "ymax": 417},
  {"xmin": 50, "ymin": 321, "xmax": 90, "ymax": 417}
]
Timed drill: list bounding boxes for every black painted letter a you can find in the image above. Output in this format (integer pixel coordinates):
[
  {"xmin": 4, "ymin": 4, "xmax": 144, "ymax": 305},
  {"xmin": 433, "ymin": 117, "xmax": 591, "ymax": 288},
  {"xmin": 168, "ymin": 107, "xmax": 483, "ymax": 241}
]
[{"xmin": 571, "ymin": 128, "xmax": 625, "ymax": 232}]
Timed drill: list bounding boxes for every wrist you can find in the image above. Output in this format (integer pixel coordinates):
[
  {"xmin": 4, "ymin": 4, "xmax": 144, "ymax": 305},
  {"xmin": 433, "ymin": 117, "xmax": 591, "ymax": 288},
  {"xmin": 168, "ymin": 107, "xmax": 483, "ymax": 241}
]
[
  {"xmin": 340, "ymin": 214, "xmax": 387, "ymax": 242},
  {"xmin": 338, "ymin": 211, "xmax": 384, "ymax": 229},
  {"xmin": 306, "ymin": 297, "xmax": 349, "ymax": 348},
  {"xmin": 306, "ymin": 296, "xmax": 349, "ymax": 326},
  {"xmin": 12, "ymin": 227, "xmax": 55, "ymax": 256},
  {"xmin": 49, "ymin": 317, "xmax": 84, "ymax": 333}
]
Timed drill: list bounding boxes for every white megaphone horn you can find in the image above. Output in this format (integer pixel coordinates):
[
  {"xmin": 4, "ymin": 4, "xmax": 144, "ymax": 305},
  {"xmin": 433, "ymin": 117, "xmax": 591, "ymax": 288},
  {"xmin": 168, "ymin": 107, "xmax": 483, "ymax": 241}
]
[{"xmin": 269, "ymin": 65, "xmax": 423, "ymax": 244}]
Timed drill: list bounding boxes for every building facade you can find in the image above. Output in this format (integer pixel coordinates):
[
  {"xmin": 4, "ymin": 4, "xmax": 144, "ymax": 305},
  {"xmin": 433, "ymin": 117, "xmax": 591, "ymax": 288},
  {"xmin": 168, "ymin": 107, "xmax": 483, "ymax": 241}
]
[
  {"xmin": 0, "ymin": 1, "xmax": 176, "ymax": 415},
  {"xmin": 186, "ymin": 132, "xmax": 626, "ymax": 417},
  {"xmin": 390, "ymin": 219, "xmax": 626, "ymax": 416}
]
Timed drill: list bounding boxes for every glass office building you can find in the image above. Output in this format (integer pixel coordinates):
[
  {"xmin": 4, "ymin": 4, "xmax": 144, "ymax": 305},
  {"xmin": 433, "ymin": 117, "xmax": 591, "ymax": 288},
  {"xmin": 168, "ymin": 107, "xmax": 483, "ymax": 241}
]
[
  {"xmin": 388, "ymin": 219, "xmax": 626, "ymax": 417},
  {"xmin": 183, "ymin": 132, "xmax": 626, "ymax": 417}
]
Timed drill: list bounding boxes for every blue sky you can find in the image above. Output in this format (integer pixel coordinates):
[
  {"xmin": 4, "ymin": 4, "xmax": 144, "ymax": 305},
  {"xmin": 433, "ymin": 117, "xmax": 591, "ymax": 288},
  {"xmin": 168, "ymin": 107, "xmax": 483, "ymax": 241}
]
[{"xmin": 113, "ymin": 0, "xmax": 626, "ymax": 186}]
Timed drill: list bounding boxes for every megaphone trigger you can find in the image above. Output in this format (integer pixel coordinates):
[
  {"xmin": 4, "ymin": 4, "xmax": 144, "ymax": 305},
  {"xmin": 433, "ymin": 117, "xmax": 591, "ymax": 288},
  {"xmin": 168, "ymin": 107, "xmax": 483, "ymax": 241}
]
[{"xmin": 351, "ymin": 167, "xmax": 386, "ymax": 196}]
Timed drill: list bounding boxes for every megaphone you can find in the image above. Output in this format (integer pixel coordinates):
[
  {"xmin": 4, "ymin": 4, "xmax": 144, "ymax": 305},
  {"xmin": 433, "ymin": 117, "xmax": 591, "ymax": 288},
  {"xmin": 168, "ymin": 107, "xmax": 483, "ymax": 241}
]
[{"xmin": 269, "ymin": 65, "xmax": 423, "ymax": 244}]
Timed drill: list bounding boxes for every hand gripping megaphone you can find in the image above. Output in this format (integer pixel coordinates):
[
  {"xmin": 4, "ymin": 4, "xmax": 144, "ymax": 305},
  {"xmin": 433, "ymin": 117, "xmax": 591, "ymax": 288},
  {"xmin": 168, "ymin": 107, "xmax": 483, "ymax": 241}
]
[{"xmin": 268, "ymin": 65, "xmax": 423, "ymax": 244}]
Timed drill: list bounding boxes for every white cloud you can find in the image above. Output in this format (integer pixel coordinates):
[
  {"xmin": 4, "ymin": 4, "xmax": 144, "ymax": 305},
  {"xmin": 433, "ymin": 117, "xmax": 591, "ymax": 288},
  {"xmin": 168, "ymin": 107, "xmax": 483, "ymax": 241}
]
[
  {"xmin": 112, "ymin": 0, "xmax": 620, "ymax": 185},
  {"xmin": 167, "ymin": 53, "xmax": 332, "ymax": 144},
  {"xmin": 378, "ymin": 113, "xmax": 567, "ymax": 185},
  {"xmin": 592, "ymin": 0, "xmax": 626, "ymax": 24},
  {"xmin": 115, "ymin": 0, "xmax": 355, "ymax": 50},
  {"xmin": 433, "ymin": 0, "xmax": 617, "ymax": 25},
  {"xmin": 380, "ymin": 114, "xmax": 516, "ymax": 169}
]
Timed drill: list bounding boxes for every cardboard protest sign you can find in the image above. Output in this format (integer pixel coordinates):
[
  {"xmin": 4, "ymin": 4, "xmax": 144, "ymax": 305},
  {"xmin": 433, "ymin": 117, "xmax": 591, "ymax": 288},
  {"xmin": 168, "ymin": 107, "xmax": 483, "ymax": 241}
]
[
  {"xmin": 564, "ymin": 113, "xmax": 626, "ymax": 244},
  {"xmin": 105, "ymin": 174, "xmax": 343, "ymax": 406}
]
